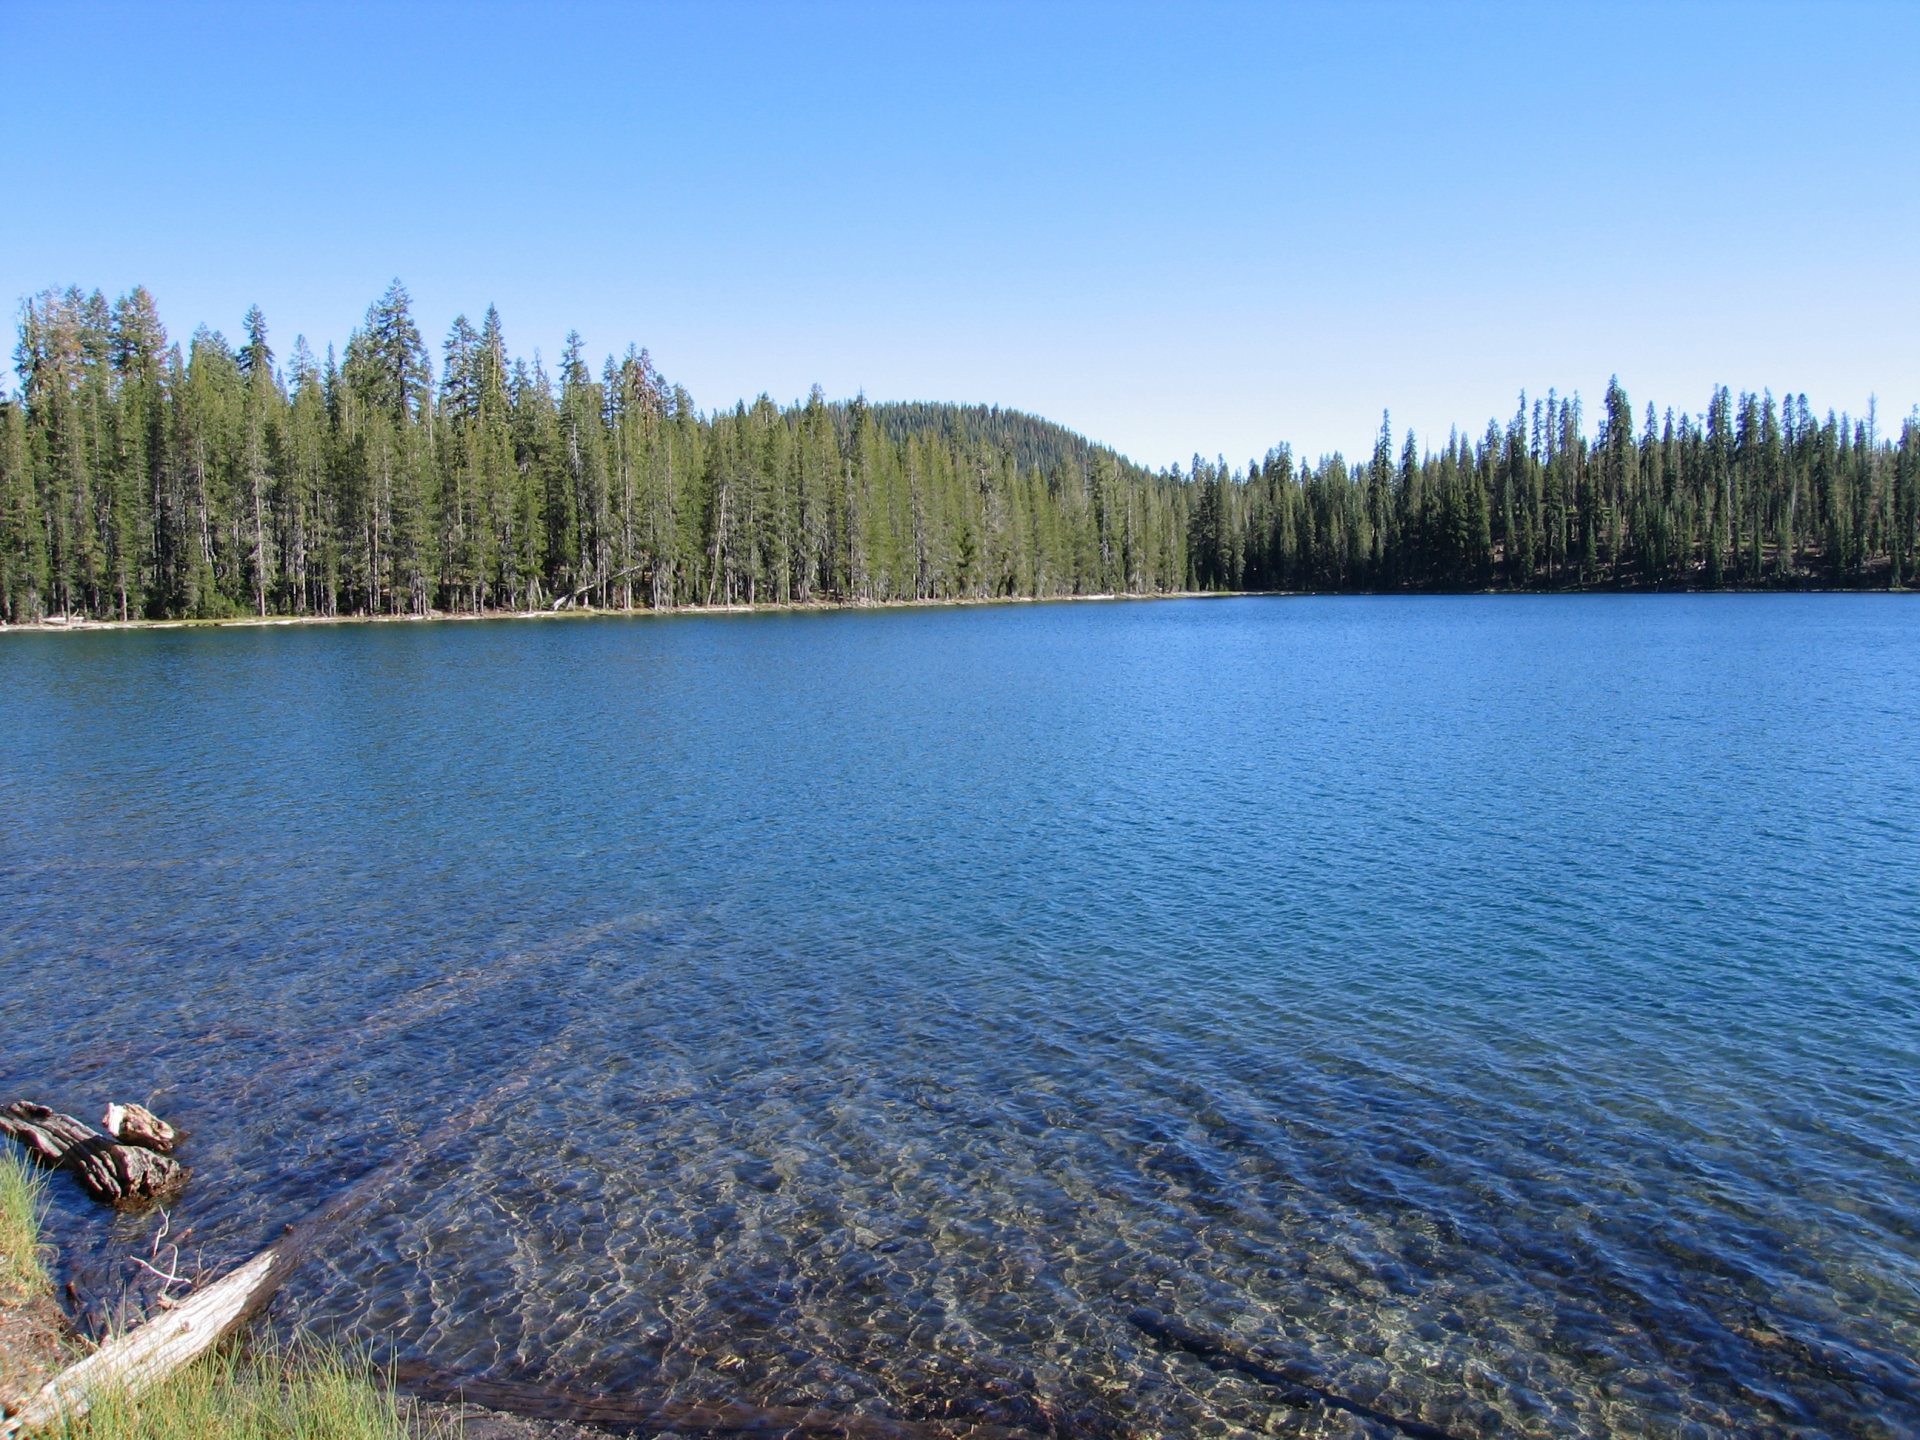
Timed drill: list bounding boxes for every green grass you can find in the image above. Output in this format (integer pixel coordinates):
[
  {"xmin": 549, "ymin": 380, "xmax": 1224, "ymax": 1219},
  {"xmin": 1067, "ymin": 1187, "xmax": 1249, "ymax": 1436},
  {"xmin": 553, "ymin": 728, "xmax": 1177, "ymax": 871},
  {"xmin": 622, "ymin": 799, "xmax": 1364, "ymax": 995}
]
[
  {"xmin": 66, "ymin": 1340, "xmax": 413, "ymax": 1440},
  {"xmin": 0, "ymin": 1144, "xmax": 50, "ymax": 1297}
]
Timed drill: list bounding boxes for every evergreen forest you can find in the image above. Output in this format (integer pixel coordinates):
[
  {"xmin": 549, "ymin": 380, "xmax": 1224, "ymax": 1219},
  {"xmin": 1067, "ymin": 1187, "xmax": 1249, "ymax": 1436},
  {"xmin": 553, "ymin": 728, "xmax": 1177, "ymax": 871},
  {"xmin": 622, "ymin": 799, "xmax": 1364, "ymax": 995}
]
[{"xmin": 3, "ymin": 281, "xmax": 1917, "ymax": 624}]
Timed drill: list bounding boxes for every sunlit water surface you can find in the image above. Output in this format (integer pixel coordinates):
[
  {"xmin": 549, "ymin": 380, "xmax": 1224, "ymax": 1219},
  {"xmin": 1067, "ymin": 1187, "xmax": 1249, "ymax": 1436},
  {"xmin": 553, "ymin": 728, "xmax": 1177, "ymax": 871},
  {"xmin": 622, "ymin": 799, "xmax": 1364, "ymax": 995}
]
[{"xmin": 2, "ymin": 597, "xmax": 1917, "ymax": 1438}]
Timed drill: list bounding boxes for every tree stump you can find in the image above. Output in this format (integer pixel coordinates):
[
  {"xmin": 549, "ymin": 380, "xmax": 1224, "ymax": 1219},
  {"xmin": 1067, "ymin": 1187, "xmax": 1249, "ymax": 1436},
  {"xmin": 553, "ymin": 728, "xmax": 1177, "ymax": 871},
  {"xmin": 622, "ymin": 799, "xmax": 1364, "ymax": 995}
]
[{"xmin": 0, "ymin": 1103, "xmax": 188, "ymax": 1209}]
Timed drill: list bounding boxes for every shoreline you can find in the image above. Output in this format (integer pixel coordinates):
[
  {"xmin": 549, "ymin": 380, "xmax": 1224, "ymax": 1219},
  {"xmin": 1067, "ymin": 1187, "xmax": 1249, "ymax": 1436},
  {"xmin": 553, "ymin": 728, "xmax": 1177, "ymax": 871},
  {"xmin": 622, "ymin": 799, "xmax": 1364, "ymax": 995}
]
[
  {"xmin": 0, "ymin": 589, "xmax": 1229, "ymax": 635},
  {"xmin": 0, "ymin": 583, "xmax": 1910, "ymax": 635}
]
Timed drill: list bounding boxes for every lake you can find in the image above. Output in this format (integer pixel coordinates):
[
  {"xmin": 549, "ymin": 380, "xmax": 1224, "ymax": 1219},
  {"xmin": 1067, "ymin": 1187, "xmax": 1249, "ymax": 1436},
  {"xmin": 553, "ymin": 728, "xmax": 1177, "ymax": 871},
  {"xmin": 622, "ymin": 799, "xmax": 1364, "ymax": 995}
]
[{"xmin": 2, "ymin": 596, "xmax": 1917, "ymax": 1438}]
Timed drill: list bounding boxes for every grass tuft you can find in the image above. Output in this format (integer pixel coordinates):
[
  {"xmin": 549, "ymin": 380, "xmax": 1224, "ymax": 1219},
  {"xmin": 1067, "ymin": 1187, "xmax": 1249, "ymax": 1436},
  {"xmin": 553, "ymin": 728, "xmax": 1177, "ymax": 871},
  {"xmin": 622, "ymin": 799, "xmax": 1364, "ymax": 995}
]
[
  {"xmin": 67, "ymin": 1338, "xmax": 412, "ymax": 1440},
  {"xmin": 0, "ymin": 1144, "xmax": 51, "ymax": 1297}
]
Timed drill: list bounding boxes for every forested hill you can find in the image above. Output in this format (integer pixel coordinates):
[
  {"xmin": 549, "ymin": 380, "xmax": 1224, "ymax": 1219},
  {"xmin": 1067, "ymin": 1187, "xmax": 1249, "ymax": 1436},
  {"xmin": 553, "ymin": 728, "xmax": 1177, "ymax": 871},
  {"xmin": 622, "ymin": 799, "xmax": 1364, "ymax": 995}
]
[
  {"xmin": 2, "ymin": 281, "xmax": 1917, "ymax": 624},
  {"xmin": 851, "ymin": 401, "xmax": 1160, "ymax": 488}
]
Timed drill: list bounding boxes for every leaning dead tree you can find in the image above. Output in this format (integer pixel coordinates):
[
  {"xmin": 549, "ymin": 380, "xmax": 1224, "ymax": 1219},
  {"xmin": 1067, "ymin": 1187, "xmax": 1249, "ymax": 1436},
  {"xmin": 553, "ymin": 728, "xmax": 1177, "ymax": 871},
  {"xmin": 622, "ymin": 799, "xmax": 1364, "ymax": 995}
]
[
  {"xmin": 550, "ymin": 561, "xmax": 650, "ymax": 610},
  {"xmin": 0, "ymin": 1103, "xmax": 187, "ymax": 1209}
]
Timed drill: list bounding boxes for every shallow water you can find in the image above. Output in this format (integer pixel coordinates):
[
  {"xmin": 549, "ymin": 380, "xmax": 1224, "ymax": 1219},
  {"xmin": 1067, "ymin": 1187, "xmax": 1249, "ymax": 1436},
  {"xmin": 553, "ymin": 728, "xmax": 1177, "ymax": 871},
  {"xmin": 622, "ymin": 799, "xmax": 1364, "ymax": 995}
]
[{"xmin": 2, "ymin": 596, "xmax": 1917, "ymax": 1438}]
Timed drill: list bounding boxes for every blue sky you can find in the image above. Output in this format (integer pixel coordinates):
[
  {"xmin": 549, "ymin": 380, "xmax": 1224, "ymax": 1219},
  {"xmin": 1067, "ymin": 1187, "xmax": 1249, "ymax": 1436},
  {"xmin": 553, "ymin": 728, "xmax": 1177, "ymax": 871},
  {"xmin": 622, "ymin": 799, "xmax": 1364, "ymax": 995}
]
[{"xmin": 6, "ymin": 0, "xmax": 1916, "ymax": 468}]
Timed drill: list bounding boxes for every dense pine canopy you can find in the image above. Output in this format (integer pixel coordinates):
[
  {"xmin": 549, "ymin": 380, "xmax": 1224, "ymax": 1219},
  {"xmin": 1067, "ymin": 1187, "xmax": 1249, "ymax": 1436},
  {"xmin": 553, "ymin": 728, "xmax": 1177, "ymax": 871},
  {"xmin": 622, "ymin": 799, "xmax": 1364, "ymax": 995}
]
[{"xmin": 3, "ymin": 282, "xmax": 1916, "ymax": 624}]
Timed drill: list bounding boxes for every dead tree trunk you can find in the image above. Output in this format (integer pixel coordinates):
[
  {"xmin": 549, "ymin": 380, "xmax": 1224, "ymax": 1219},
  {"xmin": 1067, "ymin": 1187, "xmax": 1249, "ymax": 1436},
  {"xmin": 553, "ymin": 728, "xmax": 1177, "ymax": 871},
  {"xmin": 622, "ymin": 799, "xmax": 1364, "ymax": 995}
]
[
  {"xmin": 0, "ymin": 1103, "xmax": 188, "ymax": 1209},
  {"xmin": 550, "ymin": 561, "xmax": 648, "ymax": 610}
]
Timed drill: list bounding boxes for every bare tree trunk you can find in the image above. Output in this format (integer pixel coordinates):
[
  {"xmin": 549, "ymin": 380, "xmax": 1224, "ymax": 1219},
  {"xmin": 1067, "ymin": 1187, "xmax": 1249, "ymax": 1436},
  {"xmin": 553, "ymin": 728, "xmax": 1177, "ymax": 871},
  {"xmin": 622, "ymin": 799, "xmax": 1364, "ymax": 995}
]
[{"xmin": 252, "ymin": 470, "xmax": 268, "ymax": 616}]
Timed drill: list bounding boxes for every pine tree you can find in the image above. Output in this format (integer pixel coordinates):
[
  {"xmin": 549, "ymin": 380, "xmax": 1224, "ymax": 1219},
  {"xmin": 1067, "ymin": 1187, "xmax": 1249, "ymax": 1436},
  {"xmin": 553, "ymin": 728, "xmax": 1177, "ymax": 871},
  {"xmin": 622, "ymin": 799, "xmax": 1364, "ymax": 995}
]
[
  {"xmin": 106, "ymin": 287, "xmax": 168, "ymax": 619},
  {"xmin": 0, "ymin": 396, "xmax": 48, "ymax": 620},
  {"xmin": 238, "ymin": 305, "xmax": 278, "ymax": 615}
]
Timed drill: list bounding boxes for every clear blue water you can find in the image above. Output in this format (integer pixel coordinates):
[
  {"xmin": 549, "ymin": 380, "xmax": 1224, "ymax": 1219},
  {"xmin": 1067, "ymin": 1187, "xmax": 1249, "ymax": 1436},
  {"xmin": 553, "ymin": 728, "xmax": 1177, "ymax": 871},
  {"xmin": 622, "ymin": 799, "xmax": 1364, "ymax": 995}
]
[{"xmin": 2, "ymin": 596, "xmax": 1917, "ymax": 1438}]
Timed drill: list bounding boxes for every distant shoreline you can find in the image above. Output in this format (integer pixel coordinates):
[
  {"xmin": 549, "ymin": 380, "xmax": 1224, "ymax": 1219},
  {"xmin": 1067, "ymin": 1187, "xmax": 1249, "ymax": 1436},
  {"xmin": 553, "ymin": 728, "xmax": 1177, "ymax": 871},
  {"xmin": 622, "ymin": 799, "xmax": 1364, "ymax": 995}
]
[
  {"xmin": 0, "ymin": 584, "xmax": 1909, "ymax": 635},
  {"xmin": 0, "ymin": 590, "xmax": 1225, "ymax": 634}
]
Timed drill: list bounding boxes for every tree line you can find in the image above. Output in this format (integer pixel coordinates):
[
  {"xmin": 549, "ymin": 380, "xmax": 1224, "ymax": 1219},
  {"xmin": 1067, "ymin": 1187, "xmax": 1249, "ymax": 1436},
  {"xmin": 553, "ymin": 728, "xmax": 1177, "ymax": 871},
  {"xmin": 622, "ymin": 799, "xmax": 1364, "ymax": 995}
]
[{"xmin": 3, "ymin": 281, "xmax": 1916, "ymax": 624}]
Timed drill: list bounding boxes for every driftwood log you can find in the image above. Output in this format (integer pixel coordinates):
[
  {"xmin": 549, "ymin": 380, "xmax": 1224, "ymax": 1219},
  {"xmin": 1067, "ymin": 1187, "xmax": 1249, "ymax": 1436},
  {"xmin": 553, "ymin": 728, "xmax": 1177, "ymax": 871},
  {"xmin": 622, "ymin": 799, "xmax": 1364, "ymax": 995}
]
[
  {"xmin": 0, "ymin": 1103, "xmax": 188, "ymax": 1209},
  {"xmin": 0, "ymin": 1248, "xmax": 284, "ymax": 1438}
]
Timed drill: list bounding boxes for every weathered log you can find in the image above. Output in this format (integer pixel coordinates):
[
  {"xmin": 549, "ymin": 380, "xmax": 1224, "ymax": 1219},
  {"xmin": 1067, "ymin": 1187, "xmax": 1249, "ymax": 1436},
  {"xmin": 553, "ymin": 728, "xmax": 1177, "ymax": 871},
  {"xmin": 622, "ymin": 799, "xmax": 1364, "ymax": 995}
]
[
  {"xmin": 101, "ymin": 1103, "xmax": 179, "ymax": 1154},
  {"xmin": 0, "ymin": 1246, "xmax": 290, "ymax": 1437},
  {"xmin": 0, "ymin": 1103, "xmax": 188, "ymax": 1209}
]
